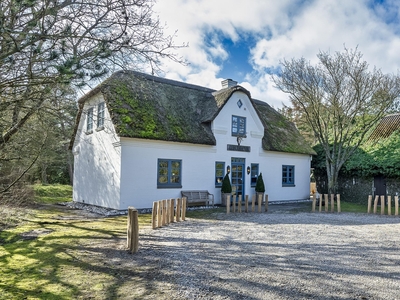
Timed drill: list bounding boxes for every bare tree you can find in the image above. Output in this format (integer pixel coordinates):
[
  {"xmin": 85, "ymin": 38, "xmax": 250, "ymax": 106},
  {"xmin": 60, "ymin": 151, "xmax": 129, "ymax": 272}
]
[
  {"xmin": 0, "ymin": 0, "xmax": 185, "ymax": 191},
  {"xmin": 273, "ymin": 48, "xmax": 400, "ymax": 194}
]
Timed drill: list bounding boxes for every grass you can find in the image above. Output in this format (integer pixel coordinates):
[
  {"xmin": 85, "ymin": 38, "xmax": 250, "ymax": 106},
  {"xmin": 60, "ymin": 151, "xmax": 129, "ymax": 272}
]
[
  {"xmin": 33, "ymin": 184, "xmax": 73, "ymax": 204},
  {"xmin": 0, "ymin": 185, "xmax": 396, "ymax": 299},
  {"xmin": 1, "ymin": 184, "xmax": 154, "ymax": 300}
]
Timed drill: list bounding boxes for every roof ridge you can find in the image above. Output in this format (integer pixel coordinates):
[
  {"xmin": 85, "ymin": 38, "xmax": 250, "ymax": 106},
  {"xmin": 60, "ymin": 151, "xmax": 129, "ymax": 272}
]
[{"xmin": 119, "ymin": 70, "xmax": 216, "ymax": 93}]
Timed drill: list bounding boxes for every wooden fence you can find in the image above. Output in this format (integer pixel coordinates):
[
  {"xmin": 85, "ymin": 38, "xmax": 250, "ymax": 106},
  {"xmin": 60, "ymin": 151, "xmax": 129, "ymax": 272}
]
[
  {"xmin": 311, "ymin": 193, "xmax": 341, "ymax": 213},
  {"xmin": 367, "ymin": 195, "xmax": 399, "ymax": 215},
  {"xmin": 152, "ymin": 197, "xmax": 187, "ymax": 229},
  {"xmin": 226, "ymin": 194, "xmax": 269, "ymax": 214}
]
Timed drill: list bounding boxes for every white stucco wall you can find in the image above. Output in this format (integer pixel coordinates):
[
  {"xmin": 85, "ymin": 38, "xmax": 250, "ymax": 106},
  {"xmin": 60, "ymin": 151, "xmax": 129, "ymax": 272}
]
[
  {"xmin": 72, "ymin": 94, "xmax": 122, "ymax": 209},
  {"xmin": 119, "ymin": 138, "xmax": 217, "ymax": 209},
  {"xmin": 211, "ymin": 90, "xmax": 311, "ymax": 203}
]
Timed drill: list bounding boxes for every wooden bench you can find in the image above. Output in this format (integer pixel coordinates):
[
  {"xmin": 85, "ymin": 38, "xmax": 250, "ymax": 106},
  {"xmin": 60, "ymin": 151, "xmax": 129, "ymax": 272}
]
[{"xmin": 181, "ymin": 190, "xmax": 214, "ymax": 207}]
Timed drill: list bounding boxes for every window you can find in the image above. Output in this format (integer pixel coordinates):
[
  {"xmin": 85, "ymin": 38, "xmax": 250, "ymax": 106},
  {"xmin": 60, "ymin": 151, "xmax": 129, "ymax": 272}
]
[
  {"xmin": 282, "ymin": 165, "xmax": 295, "ymax": 186},
  {"xmin": 157, "ymin": 159, "xmax": 182, "ymax": 188},
  {"xmin": 232, "ymin": 115, "xmax": 246, "ymax": 137},
  {"xmin": 250, "ymin": 163, "xmax": 259, "ymax": 187},
  {"xmin": 215, "ymin": 161, "xmax": 225, "ymax": 187},
  {"xmin": 86, "ymin": 107, "xmax": 94, "ymax": 132},
  {"xmin": 97, "ymin": 102, "xmax": 105, "ymax": 128}
]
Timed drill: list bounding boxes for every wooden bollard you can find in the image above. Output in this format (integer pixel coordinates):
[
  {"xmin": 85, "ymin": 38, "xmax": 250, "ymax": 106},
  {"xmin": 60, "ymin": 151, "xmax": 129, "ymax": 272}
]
[
  {"xmin": 232, "ymin": 195, "xmax": 236, "ymax": 213},
  {"xmin": 176, "ymin": 198, "xmax": 181, "ymax": 222},
  {"xmin": 258, "ymin": 194, "xmax": 262, "ymax": 213},
  {"xmin": 127, "ymin": 207, "xmax": 139, "ymax": 253},
  {"xmin": 226, "ymin": 195, "xmax": 231, "ymax": 214},
  {"xmin": 312, "ymin": 193, "xmax": 316, "ymax": 212},
  {"xmin": 373, "ymin": 195, "xmax": 379, "ymax": 214},
  {"xmin": 330, "ymin": 194, "xmax": 335, "ymax": 213},
  {"xmin": 367, "ymin": 195, "xmax": 372, "ymax": 214},
  {"xmin": 170, "ymin": 199, "xmax": 175, "ymax": 223},
  {"xmin": 245, "ymin": 195, "xmax": 249, "ymax": 213},
  {"xmin": 319, "ymin": 195, "xmax": 322, "ymax": 212},
  {"xmin": 388, "ymin": 195, "xmax": 392, "ymax": 216},
  {"xmin": 152, "ymin": 201, "xmax": 158, "ymax": 229},
  {"xmin": 251, "ymin": 194, "xmax": 255, "ymax": 212},
  {"xmin": 380, "ymin": 195, "xmax": 385, "ymax": 215},
  {"xmin": 166, "ymin": 199, "xmax": 171, "ymax": 225},
  {"xmin": 324, "ymin": 194, "xmax": 328, "ymax": 212},
  {"xmin": 395, "ymin": 196, "xmax": 399, "ymax": 216},
  {"xmin": 238, "ymin": 195, "xmax": 242, "ymax": 213},
  {"xmin": 182, "ymin": 197, "xmax": 187, "ymax": 221},
  {"xmin": 157, "ymin": 200, "xmax": 162, "ymax": 227},
  {"xmin": 265, "ymin": 194, "xmax": 269, "ymax": 212},
  {"xmin": 162, "ymin": 199, "xmax": 167, "ymax": 226},
  {"xmin": 337, "ymin": 194, "xmax": 341, "ymax": 213}
]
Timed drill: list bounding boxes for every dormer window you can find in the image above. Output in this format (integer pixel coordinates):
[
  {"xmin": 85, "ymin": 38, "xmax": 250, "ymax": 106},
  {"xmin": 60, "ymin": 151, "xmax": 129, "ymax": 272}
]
[{"xmin": 232, "ymin": 115, "xmax": 246, "ymax": 137}]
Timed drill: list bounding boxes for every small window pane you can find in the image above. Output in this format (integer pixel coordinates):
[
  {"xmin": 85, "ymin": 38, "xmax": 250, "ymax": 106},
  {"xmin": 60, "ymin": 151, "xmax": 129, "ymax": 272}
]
[
  {"xmin": 97, "ymin": 102, "xmax": 105, "ymax": 127},
  {"xmin": 215, "ymin": 161, "xmax": 225, "ymax": 187},
  {"xmin": 157, "ymin": 159, "xmax": 182, "ymax": 188},
  {"xmin": 232, "ymin": 115, "xmax": 246, "ymax": 137},
  {"xmin": 87, "ymin": 108, "xmax": 94, "ymax": 131},
  {"xmin": 251, "ymin": 163, "xmax": 259, "ymax": 187},
  {"xmin": 282, "ymin": 165, "xmax": 295, "ymax": 186}
]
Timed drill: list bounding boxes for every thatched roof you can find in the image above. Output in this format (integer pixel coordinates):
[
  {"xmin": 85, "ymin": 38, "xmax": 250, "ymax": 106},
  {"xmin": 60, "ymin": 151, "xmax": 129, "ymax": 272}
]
[
  {"xmin": 71, "ymin": 70, "xmax": 315, "ymax": 155},
  {"xmin": 369, "ymin": 113, "xmax": 400, "ymax": 140}
]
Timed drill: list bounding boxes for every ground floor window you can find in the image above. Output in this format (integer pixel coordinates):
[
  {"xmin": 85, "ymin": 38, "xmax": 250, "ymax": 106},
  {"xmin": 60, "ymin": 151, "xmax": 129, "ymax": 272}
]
[
  {"xmin": 215, "ymin": 161, "xmax": 225, "ymax": 187},
  {"xmin": 157, "ymin": 159, "xmax": 182, "ymax": 188},
  {"xmin": 282, "ymin": 165, "xmax": 295, "ymax": 186},
  {"xmin": 250, "ymin": 163, "xmax": 259, "ymax": 187}
]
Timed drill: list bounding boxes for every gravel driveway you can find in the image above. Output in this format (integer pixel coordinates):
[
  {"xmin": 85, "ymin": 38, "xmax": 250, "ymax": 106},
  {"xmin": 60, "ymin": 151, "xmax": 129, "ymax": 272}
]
[{"xmin": 136, "ymin": 204, "xmax": 400, "ymax": 300}]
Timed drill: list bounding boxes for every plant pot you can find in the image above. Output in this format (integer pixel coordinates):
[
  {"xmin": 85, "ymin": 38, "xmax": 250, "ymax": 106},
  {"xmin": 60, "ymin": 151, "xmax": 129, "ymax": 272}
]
[
  {"xmin": 221, "ymin": 193, "xmax": 231, "ymax": 207},
  {"xmin": 256, "ymin": 192, "xmax": 265, "ymax": 204}
]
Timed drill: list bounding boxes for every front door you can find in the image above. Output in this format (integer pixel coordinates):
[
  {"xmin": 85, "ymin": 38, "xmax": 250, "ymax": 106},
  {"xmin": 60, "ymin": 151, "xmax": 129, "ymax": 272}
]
[{"xmin": 231, "ymin": 158, "xmax": 245, "ymax": 203}]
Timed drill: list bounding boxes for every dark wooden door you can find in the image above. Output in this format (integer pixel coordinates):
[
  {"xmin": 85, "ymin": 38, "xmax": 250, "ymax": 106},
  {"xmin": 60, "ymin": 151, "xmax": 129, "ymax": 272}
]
[{"xmin": 374, "ymin": 175, "xmax": 386, "ymax": 200}]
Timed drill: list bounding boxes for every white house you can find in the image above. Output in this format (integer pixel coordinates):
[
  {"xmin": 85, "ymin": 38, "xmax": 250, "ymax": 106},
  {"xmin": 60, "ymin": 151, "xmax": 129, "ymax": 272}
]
[{"xmin": 69, "ymin": 71, "xmax": 316, "ymax": 209}]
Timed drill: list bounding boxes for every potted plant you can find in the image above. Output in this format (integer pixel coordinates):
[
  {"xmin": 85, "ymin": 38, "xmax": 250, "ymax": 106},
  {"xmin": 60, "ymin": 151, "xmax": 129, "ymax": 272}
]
[
  {"xmin": 221, "ymin": 173, "xmax": 232, "ymax": 206},
  {"xmin": 255, "ymin": 173, "xmax": 265, "ymax": 203}
]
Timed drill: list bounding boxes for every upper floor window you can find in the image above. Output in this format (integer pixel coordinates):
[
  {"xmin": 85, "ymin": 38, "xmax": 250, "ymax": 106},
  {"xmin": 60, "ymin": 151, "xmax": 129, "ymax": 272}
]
[
  {"xmin": 157, "ymin": 159, "xmax": 182, "ymax": 188},
  {"xmin": 215, "ymin": 161, "xmax": 225, "ymax": 187},
  {"xmin": 86, "ymin": 107, "xmax": 94, "ymax": 132},
  {"xmin": 250, "ymin": 163, "xmax": 259, "ymax": 187},
  {"xmin": 97, "ymin": 102, "xmax": 105, "ymax": 128},
  {"xmin": 282, "ymin": 165, "xmax": 295, "ymax": 186},
  {"xmin": 232, "ymin": 115, "xmax": 246, "ymax": 137}
]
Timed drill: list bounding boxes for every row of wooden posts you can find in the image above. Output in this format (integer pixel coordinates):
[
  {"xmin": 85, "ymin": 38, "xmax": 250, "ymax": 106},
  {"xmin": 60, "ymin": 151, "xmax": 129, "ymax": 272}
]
[
  {"xmin": 152, "ymin": 198, "xmax": 188, "ymax": 229},
  {"xmin": 226, "ymin": 194, "xmax": 269, "ymax": 214},
  {"xmin": 127, "ymin": 198, "xmax": 189, "ymax": 254},
  {"xmin": 367, "ymin": 195, "xmax": 399, "ymax": 215},
  {"xmin": 311, "ymin": 193, "xmax": 341, "ymax": 213}
]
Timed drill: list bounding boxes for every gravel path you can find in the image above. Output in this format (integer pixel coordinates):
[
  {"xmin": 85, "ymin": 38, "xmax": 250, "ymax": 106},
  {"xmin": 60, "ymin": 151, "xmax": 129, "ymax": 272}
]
[{"xmin": 137, "ymin": 209, "xmax": 400, "ymax": 300}]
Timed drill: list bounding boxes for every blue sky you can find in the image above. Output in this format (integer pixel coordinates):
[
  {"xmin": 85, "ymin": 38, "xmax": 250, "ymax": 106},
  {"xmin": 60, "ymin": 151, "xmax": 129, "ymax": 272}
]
[{"xmin": 154, "ymin": 0, "xmax": 400, "ymax": 107}]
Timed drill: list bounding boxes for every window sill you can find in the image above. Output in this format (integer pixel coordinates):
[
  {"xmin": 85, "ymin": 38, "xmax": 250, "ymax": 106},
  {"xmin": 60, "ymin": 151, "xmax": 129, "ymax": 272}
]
[
  {"xmin": 282, "ymin": 184, "xmax": 295, "ymax": 187},
  {"xmin": 157, "ymin": 185, "xmax": 182, "ymax": 189},
  {"xmin": 96, "ymin": 126, "xmax": 104, "ymax": 132},
  {"xmin": 85, "ymin": 130, "xmax": 93, "ymax": 135}
]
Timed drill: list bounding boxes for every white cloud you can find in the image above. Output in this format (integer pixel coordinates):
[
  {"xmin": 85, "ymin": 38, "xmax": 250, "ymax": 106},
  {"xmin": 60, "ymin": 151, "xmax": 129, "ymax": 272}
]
[{"xmin": 153, "ymin": 0, "xmax": 400, "ymax": 108}]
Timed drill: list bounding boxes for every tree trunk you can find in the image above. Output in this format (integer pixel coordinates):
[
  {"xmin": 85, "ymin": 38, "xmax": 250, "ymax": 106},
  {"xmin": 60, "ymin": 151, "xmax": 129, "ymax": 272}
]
[
  {"xmin": 326, "ymin": 161, "xmax": 339, "ymax": 195},
  {"xmin": 41, "ymin": 162, "xmax": 48, "ymax": 185}
]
